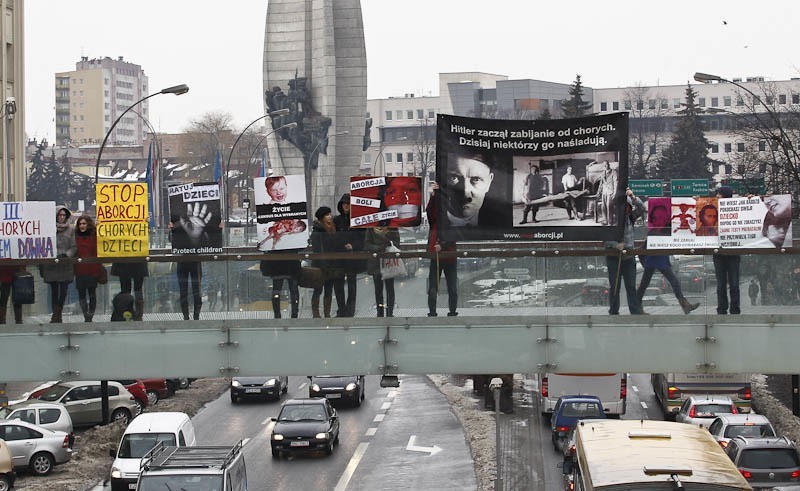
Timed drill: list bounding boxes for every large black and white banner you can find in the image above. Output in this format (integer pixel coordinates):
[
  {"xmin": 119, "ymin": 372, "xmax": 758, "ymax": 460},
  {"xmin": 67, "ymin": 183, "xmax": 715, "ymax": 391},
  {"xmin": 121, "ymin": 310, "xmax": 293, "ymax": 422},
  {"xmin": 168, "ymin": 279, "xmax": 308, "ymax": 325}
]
[
  {"xmin": 436, "ymin": 113, "xmax": 629, "ymax": 242},
  {"xmin": 168, "ymin": 182, "xmax": 223, "ymax": 254}
]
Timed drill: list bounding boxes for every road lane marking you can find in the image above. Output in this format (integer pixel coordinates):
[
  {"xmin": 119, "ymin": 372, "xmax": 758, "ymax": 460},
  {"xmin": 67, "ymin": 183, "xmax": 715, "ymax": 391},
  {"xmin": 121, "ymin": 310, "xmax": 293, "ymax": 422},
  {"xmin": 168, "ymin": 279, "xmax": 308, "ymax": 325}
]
[
  {"xmin": 298, "ymin": 382, "xmax": 307, "ymax": 390},
  {"xmin": 261, "ymin": 416, "xmax": 275, "ymax": 425},
  {"xmin": 388, "ymin": 390, "xmax": 397, "ymax": 399},
  {"xmin": 365, "ymin": 427, "xmax": 377, "ymax": 436},
  {"xmin": 373, "ymin": 414, "xmax": 385, "ymax": 423},
  {"xmin": 334, "ymin": 442, "xmax": 369, "ymax": 491},
  {"xmin": 242, "ymin": 437, "xmax": 251, "ymax": 446},
  {"xmin": 640, "ymin": 401, "xmax": 648, "ymax": 409},
  {"xmin": 381, "ymin": 402, "xmax": 391, "ymax": 410},
  {"xmin": 632, "ymin": 385, "xmax": 639, "ymax": 393}
]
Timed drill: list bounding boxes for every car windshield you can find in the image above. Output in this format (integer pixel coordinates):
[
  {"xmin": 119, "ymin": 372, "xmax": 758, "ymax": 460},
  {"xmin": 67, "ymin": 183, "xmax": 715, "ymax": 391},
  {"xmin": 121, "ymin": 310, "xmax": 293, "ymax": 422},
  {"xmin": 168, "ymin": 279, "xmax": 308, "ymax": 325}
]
[
  {"xmin": 739, "ymin": 448, "xmax": 800, "ymax": 469},
  {"xmin": 118, "ymin": 433, "xmax": 177, "ymax": 459},
  {"xmin": 279, "ymin": 406, "xmax": 326, "ymax": 422},
  {"xmin": 693, "ymin": 404, "xmax": 733, "ymax": 417},
  {"xmin": 0, "ymin": 407, "xmax": 11, "ymax": 418},
  {"xmin": 38, "ymin": 384, "xmax": 70, "ymax": 402},
  {"xmin": 137, "ymin": 474, "xmax": 223, "ymax": 491},
  {"xmin": 561, "ymin": 402, "xmax": 603, "ymax": 418},
  {"xmin": 725, "ymin": 425, "xmax": 775, "ymax": 439}
]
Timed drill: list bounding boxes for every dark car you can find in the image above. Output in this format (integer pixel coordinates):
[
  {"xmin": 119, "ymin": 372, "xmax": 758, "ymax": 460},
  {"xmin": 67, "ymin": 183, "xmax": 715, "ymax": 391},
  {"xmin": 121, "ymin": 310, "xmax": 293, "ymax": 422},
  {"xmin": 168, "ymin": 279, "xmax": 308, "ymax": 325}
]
[
  {"xmin": 270, "ymin": 398, "xmax": 340, "ymax": 458},
  {"xmin": 308, "ymin": 375, "xmax": 365, "ymax": 407},
  {"xmin": 230, "ymin": 376, "xmax": 288, "ymax": 403},
  {"xmin": 550, "ymin": 395, "xmax": 606, "ymax": 452},
  {"xmin": 724, "ymin": 436, "xmax": 800, "ymax": 489},
  {"xmin": 580, "ymin": 278, "xmax": 608, "ymax": 306}
]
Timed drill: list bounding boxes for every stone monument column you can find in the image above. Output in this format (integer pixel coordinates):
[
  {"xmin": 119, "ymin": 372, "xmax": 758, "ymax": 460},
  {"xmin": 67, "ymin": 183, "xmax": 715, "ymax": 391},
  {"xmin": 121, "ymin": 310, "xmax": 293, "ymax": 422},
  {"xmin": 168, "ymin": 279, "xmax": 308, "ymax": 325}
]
[{"xmin": 263, "ymin": 0, "xmax": 367, "ymax": 212}]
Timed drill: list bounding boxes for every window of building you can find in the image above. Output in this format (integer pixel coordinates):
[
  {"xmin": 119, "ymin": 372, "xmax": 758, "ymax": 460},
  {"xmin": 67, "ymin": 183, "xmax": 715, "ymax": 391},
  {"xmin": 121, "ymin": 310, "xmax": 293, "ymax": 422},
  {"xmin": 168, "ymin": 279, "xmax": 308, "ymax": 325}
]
[
  {"xmin": 600, "ymin": 102, "xmax": 607, "ymax": 111},
  {"xmin": 636, "ymin": 101, "xmax": 644, "ymax": 110},
  {"xmin": 417, "ymin": 109, "xmax": 424, "ymax": 119},
  {"xmin": 779, "ymin": 94, "xmax": 787, "ymax": 104},
  {"xmin": 612, "ymin": 101, "xmax": 619, "ymax": 111},
  {"xmin": 80, "ymin": 115, "xmax": 84, "ymax": 121},
  {"xmin": 407, "ymin": 152, "xmax": 414, "ymax": 162},
  {"xmin": 673, "ymin": 98, "xmax": 681, "ymax": 109},
  {"xmin": 624, "ymin": 100, "xmax": 632, "ymax": 110},
  {"xmin": 711, "ymin": 97, "xmax": 719, "ymax": 107},
  {"xmin": 698, "ymin": 97, "xmax": 706, "ymax": 107},
  {"xmin": 385, "ymin": 153, "xmax": 392, "ymax": 162},
  {"xmin": 428, "ymin": 110, "xmax": 435, "ymax": 118},
  {"xmin": 104, "ymin": 78, "xmax": 109, "ymax": 85},
  {"xmin": 724, "ymin": 96, "xmax": 732, "ymax": 107},
  {"xmin": 725, "ymin": 143, "xmax": 732, "ymax": 153},
  {"xmin": 793, "ymin": 94, "xmax": 800, "ymax": 104},
  {"xmin": 385, "ymin": 111, "xmax": 392, "ymax": 120},
  {"xmin": 758, "ymin": 141, "xmax": 766, "ymax": 151},
  {"xmin": 660, "ymin": 99, "xmax": 668, "ymax": 110},
  {"xmin": 766, "ymin": 96, "xmax": 775, "ymax": 105},
  {"xmin": 648, "ymin": 99, "xmax": 656, "ymax": 109},
  {"xmin": 649, "ymin": 144, "xmax": 656, "ymax": 155},
  {"xmin": 407, "ymin": 172, "xmax": 413, "ymax": 176},
  {"xmin": 710, "ymin": 143, "xmax": 719, "ymax": 153},
  {"xmin": 396, "ymin": 153, "xmax": 403, "ymax": 163},
  {"xmin": 105, "ymin": 103, "xmax": 109, "ymax": 109},
  {"xmin": 736, "ymin": 96, "xmax": 744, "ymax": 106},
  {"xmin": 737, "ymin": 142, "xmax": 745, "ymax": 152},
  {"xmin": 105, "ymin": 115, "xmax": 110, "ymax": 121},
  {"xmin": 396, "ymin": 110, "xmax": 402, "ymax": 120},
  {"xmin": 407, "ymin": 110, "xmax": 414, "ymax": 119},
  {"xmin": 73, "ymin": 115, "xmax": 77, "ymax": 121}
]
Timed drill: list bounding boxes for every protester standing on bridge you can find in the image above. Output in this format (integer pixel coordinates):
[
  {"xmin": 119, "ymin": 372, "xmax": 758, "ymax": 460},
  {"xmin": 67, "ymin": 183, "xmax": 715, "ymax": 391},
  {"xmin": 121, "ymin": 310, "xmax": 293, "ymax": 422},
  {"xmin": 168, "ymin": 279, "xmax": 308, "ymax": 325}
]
[
  {"xmin": 41, "ymin": 205, "xmax": 76, "ymax": 323},
  {"xmin": 73, "ymin": 215, "xmax": 104, "ymax": 322},
  {"xmin": 427, "ymin": 182, "xmax": 458, "ymax": 316},
  {"xmin": 748, "ymin": 279, "xmax": 759, "ymax": 306},
  {"xmin": 712, "ymin": 186, "xmax": 741, "ymax": 314},
  {"xmin": 169, "ymin": 219, "xmax": 203, "ymax": 320},
  {"xmin": 110, "ymin": 261, "xmax": 148, "ymax": 321},
  {"xmin": 365, "ymin": 226, "xmax": 400, "ymax": 317},
  {"xmin": 0, "ymin": 265, "xmax": 25, "ymax": 324},
  {"xmin": 604, "ymin": 188, "xmax": 646, "ymax": 315},
  {"xmin": 636, "ymin": 252, "xmax": 700, "ymax": 314},
  {"xmin": 310, "ymin": 206, "xmax": 346, "ymax": 318},
  {"xmin": 334, "ymin": 193, "xmax": 366, "ymax": 317}
]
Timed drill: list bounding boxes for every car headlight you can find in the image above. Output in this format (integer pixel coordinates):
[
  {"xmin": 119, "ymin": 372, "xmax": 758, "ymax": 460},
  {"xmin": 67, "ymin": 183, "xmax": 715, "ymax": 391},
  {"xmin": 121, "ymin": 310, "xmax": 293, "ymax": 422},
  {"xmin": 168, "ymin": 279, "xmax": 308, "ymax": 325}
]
[
  {"xmin": 316, "ymin": 432, "xmax": 329, "ymax": 440},
  {"xmin": 111, "ymin": 467, "xmax": 122, "ymax": 479},
  {"xmin": 311, "ymin": 384, "xmax": 320, "ymax": 392},
  {"xmin": 272, "ymin": 434, "xmax": 284, "ymax": 441},
  {"xmin": 264, "ymin": 379, "xmax": 276, "ymax": 387},
  {"xmin": 231, "ymin": 380, "xmax": 241, "ymax": 387},
  {"xmin": 346, "ymin": 383, "xmax": 357, "ymax": 391}
]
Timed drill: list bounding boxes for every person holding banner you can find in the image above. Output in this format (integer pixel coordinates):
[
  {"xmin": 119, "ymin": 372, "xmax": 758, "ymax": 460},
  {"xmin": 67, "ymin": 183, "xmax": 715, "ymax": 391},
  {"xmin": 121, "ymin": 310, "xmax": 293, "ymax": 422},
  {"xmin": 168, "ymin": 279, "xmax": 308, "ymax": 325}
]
[
  {"xmin": 427, "ymin": 183, "xmax": 458, "ymax": 317},
  {"xmin": 310, "ymin": 206, "xmax": 346, "ymax": 318},
  {"xmin": 0, "ymin": 265, "xmax": 25, "ymax": 324},
  {"xmin": 169, "ymin": 220, "xmax": 203, "ymax": 320},
  {"xmin": 260, "ymin": 255, "xmax": 301, "ymax": 319},
  {"xmin": 74, "ymin": 215, "xmax": 104, "ymax": 322},
  {"xmin": 41, "ymin": 206, "xmax": 77, "ymax": 323},
  {"xmin": 365, "ymin": 226, "xmax": 401, "ymax": 317},
  {"xmin": 604, "ymin": 188, "xmax": 646, "ymax": 315},
  {"xmin": 333, "ymin": 193, "xmax": 366, "ymax": 317},
  {"xmin": 712, "ymin": 186, "xmax": 741, "ymax": 315}
]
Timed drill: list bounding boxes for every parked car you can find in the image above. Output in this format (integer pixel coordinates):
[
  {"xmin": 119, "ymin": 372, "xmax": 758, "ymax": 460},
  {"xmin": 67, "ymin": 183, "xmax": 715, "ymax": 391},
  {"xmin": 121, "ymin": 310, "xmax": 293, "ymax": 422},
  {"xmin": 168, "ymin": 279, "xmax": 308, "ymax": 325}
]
[
  {"xmin": 550, "ymin": 395, "xmax": 606, "ymax": 452},
  {"xmin": 308, "ymin": 375, "xmax": 366, "ymax": 407},
  {"xmin": 112, "ymin": 380, "xmax": 149, "ymax": 414},
  {"xmin": 270, "ymin": 398, "xmax": 340, "ymax": 458},
  {"xmin": 0, "ymin": 401, "xmax": 74, "ymax": 448},
  {"xmin": 707, "ymin": 413, "xmax": 776, "ymax": 448},
  {"xmin": 0, "ymin": 438, "xmax": 16, "ymax": 490},
  {"xmin": 0, "ymin": 419, "xmax": 72, "ymax": 476},
  {"xmin": 675, "ymin": 395, "xmax": 738, "ymax": 426},
  {"xmin": 165, "ymin": 378, "xmax": 195, "ymax": 397},
  {"xmin": 230, "ymin": 376, "xmax": 288, "ymax": 403},
  {"xmin": 36, "ymin": 381, "xmax": 137, "ymax": 427},
  {"xmin": 724, "ymin": 436, "xmax": 800, "ymax": 489},
  {"xmin": 580, "ymin": 278, "xmax": 608, "ymax": 306},
  {"xmin": 139, "ymin": 379, "xmax": 171, "ymax": 405}
]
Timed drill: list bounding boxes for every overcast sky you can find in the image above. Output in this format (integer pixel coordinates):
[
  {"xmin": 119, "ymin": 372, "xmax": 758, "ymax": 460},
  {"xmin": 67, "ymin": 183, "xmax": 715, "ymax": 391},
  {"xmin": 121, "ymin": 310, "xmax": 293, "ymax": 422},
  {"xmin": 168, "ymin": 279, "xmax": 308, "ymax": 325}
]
[{"xmin": 24, "ymin": 0, "xmax": 800, "ymax": 143}]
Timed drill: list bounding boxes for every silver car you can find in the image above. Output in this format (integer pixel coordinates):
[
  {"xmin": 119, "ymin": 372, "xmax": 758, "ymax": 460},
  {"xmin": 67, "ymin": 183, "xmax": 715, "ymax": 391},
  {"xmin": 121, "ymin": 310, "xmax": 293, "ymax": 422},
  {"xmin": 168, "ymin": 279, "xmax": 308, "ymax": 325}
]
[
  {"xmin": 0, "ymin": 419, "xmax": 72, "ymax": 476},
  {"xmin": 0, "ymin": 401, "xmax": 74, "ymax": 448},
  {"xmin": 36, "ymin": 381, "xmax": 137, "ymax": 427},
  {"xmin": 675, "ymin": 395, "xmax": 738, "ymax": 426},
  {"xmin": 707, "ymin": 413, "xmax": 776, "ymax": 448}
]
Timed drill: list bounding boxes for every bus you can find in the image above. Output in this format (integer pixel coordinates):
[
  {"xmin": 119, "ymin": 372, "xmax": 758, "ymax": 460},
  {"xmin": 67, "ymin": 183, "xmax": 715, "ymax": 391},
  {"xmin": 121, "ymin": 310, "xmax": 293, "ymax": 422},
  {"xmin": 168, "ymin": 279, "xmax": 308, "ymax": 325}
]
[
  {"xmin": 651, "ymin": 373, "xmax": 752, "ymax": 418},
  {"xmin": 563, "ymin": 419, "xmax": 752, "ymax": 491},
  {"xmin": 535, "ymin": 373, "xmax": 627, "ymax": 418}
]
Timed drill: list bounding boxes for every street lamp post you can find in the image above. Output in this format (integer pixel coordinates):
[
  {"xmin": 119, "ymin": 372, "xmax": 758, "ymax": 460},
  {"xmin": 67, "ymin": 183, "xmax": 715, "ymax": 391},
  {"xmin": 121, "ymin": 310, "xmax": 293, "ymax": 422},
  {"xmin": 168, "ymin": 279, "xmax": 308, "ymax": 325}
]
[
  {"xmin": 304, "ymin": 131, "xmax": 349, "ymax": 210},
  {"xmin": 3, "ymin": 97, "xmax": 17, "ymax": 201},
  {"xmin": 373, "ymin": 136, "xmax": 407, "ymax": 177},
  {"xmin": 95, "ymin": 84, "xmax": 189, "ymax": 184}
]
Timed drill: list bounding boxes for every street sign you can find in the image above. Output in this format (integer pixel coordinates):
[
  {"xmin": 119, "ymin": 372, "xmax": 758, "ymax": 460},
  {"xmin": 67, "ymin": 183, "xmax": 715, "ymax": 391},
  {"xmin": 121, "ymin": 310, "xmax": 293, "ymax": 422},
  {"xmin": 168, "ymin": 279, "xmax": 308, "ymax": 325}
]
[
  {"xmin": 671, "ymin": 179, "xmax": 709, "ymax": 197},
  {"xmin": 503, "ymin": 268, "xmax": 528, "ymax": 275},
  {"xmin": 629, "ymin": 179, "xmax": 663, "ymax": 197},
  {"xmin": 515, "ymin": 274, "xmax": 532, "ymax": 281},
  {"xmin": 722, "ymin": 177, "xmax": 766, "ymax": 195}
]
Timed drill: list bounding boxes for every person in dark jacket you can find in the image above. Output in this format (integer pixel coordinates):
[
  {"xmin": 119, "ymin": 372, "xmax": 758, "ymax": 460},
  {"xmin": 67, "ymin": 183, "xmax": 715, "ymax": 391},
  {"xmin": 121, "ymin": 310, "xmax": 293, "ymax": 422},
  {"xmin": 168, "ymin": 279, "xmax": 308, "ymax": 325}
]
[
  {"xmin": 0, "ymin": 265, "xmax": 25, "ymax": 324},
  {"xmin": 41, "ymin": 205, "xmax": 77, "ymax": 323},
  {"xmin": 636, "ymin": 253, "xmax": 700, "ymax": 314},
  {"xmin": 310, "ymin": 206, "xmax": 346, "ymax": 318},
  {"xmin": 365, "ymin": 226, "xmax": 401, "ymax": 317},
  {"xmin": 169, "ymin": 219, "xmax": 203, "ymax": 320},
  {"xmin": 333, "ymin": 193, "xmax": 366, "ymax": 317},
  {"xmin": 73, "ymin": 215, "xmax": 104, "ymax": 322},
  {"xmin": 427, "ymin": 183, "xmax": 458, "ymax": 316},
  {"xmin": 260, "ymin": 255, "xmax": 301, "ymax": 319},
  {"xmin": 713, "ymin": 186, "xmax": 741, "ymax": 314}
]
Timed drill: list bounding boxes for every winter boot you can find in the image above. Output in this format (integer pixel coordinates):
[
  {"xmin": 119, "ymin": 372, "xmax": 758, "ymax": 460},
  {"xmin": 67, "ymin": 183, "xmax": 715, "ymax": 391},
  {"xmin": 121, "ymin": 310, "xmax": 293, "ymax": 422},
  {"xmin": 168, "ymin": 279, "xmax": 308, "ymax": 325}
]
[
  {"xmin": 291, "ymin": 301, "xmax": 299, "ymax": 319},
  {"xmin": 180, "ymin": 302, "xmax": 190, "ymax": 320},
  {"xmin": 323, "ymin": 296, "xmax": 332, "ymax": 318},
  {"xmin": 13, "ymin": 304, "xmax": 22, "ymax": 324},
  {"xmin": 377, "ymin": 305, "xmax": 385, "ymax": 317},
  {"xmin": 0, "ymin": 306, "xmax": 5, "ymax": 324},
  {"xmin": 272, "ymin": 295, "xmax": 282, "ymax": 319},
  {"xmin": 193, "ymin": 303, "xmax": 202, "ymax": 320},
  {"xmin": 134, "ymin": 299, "xmax": 145, "ymax": 321},
  {"xmin": 50, "ymin": 304, "xmax": 63, "ymax": 323},
  {"xmin": 311, "ymin": 299, "xmax": 321, "ymax": 319},
  {"xmin": 80, "ymin": 298, "xmax": 92, "ymax": 322},
  {"xmin": 679, "ymin": 297, "xmax": 700, "ymax": 314}
]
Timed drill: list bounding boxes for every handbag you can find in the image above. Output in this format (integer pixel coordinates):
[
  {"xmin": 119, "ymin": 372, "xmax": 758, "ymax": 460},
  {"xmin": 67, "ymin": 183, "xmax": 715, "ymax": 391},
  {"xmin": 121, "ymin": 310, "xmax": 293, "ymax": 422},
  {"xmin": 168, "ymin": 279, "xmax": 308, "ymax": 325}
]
[
  {"xmin": 298, "ymin": 266, "xmax": 324, "ymax": 289},
  {"xmin": 12, "ymin": 272, "xmax": 36, "ymax": 304},
  {"xmin": 96, "ymin": 265, "xmax": 108, "ymax": 285},
  {"xmin": 379, "ymin": 242, "xmax": 406, "ymax": 280}
]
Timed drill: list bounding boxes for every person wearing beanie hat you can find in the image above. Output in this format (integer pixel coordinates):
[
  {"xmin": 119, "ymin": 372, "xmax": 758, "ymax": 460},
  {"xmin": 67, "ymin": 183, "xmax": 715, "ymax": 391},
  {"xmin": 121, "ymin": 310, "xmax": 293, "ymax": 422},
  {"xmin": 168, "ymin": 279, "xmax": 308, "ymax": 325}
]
[
  {"xmin": 713, "ymin": 186, "xmax": 741, "ymax": 314},
  {"xmin": 41, "ymin": 205, "xmax": 77, "ymax": 323},
  {"xmin": 333, "ymin": 193, "xmax": 366, "ymax": 317},
  {"xmin": 309, "ymin": 206, "xmax": 346, "ymax": 318}
]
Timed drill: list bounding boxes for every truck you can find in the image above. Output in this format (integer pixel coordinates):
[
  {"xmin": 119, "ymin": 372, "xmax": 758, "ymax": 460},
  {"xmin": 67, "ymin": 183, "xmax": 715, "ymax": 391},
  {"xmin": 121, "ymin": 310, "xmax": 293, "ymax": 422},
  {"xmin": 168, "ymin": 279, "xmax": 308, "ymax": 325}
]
[
  {"xmin": 651, "ymin": 372, "xmax": 752, "ymax": 419},
  {"xmin": 136, "ymin": 440, "xmax": 247, "ymax": 491},
  {"xmin": 534, "ymin": 373, "xmax": 627, "ymax": 418}
]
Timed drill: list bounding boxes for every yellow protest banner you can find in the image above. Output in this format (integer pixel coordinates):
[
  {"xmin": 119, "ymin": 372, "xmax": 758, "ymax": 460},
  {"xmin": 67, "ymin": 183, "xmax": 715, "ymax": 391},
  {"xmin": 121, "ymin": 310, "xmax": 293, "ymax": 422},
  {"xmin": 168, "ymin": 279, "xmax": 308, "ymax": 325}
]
[{"xmin": 96, "ymin": 183, "xmax": 149, "ymax": 257}]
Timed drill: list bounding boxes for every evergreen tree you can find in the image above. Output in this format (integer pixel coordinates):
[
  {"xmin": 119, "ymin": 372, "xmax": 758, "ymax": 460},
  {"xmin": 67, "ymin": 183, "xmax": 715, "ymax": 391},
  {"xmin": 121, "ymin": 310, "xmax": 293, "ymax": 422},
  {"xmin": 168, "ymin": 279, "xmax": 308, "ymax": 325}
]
[
  {"xmin": 560, "ymin": 75, "xmax": 593, "ymax": 118},
  {"xmin": 537, "ymin": 108, "xmax": 552, "ymax": 120},
  {"xmin": 657, "ymin": 84, "xmax": 713, "ymax": 180},
  {"xmin": 27, "ymin": 144, "xmax": 94, "ymax": 208}
]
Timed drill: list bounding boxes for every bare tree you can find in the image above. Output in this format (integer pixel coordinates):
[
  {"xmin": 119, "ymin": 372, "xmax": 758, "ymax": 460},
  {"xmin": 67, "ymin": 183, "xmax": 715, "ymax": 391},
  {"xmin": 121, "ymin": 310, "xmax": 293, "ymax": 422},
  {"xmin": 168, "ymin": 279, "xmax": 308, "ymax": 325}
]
[
  {"xmin": 183, "ymin": 111, "xmax": 235, "ymax": 178},
  {"xmin": 624, "ymin": 85, "xmax": 670, "ymax": 179},
  {"xmin": 411, "ymin": 117, "xmax": 436, "ymax": 206}
]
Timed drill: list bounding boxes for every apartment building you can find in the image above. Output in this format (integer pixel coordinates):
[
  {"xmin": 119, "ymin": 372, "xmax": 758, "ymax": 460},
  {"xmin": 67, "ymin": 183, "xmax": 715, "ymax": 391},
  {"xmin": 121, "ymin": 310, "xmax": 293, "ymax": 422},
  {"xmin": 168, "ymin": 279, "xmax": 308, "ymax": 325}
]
[
  {"xmin": 55, "ymin": 56, "xmax": 149, "ymax": 146},
  {"xmin": 1, "ymin": 0, "xmax": 25, "ymax": 201}
]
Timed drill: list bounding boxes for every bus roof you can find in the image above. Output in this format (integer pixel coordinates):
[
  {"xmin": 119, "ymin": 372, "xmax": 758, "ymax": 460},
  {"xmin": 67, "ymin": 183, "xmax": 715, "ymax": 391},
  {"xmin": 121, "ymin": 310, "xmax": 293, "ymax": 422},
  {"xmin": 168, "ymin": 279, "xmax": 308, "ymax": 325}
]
[{"xmin": 575, "ymin": 419, "xmax": 751, "ymax": 490}]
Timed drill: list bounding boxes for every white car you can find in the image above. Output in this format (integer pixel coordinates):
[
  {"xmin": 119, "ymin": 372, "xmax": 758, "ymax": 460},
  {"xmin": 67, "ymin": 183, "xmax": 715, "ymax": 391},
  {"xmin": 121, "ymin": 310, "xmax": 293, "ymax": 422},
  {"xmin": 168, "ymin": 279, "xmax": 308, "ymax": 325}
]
[
  {"xmin": 707, "ymin": 413, "xmax": 776, "ymax": 448},
  {"xmin": 0, "ymin": 401, "xmax": 74, "ymax": 448},
  {"xmin": 0, "ymin": 419, "xmax": 72, "ymax": 476},
  {"xmin": 675, "ymin": 395, "xmax": 738, "ymax": 426}
]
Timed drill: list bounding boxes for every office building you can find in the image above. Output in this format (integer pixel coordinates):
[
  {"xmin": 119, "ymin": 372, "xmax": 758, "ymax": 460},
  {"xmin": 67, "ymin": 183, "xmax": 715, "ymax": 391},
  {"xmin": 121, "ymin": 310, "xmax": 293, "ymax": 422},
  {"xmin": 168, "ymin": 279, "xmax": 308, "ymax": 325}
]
[{"xmin": 1, "ymin": 0, "xmax": 25, "ymax": 201}]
